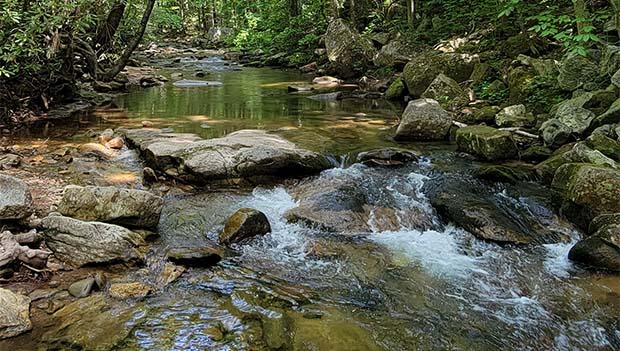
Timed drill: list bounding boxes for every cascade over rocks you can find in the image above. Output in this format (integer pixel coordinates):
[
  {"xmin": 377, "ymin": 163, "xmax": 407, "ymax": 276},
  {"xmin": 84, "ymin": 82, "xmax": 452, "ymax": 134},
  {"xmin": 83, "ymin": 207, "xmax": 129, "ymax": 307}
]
[
  {"xmin": 40, "ymin": 215, "xmax": 145, "ymax": 267},
  {"xmin": 324, "ymin": 19, "xmax": 377, "ymax": 78},
  {"xmin": 403, "ymin": 51, "xmax": 478, "ymax": 97},
  {"xmin": 394, "ymin": 99, "xmax": 452, "ymax": 141},
  {"xmin": 219, "ymin": 208, "xmax": 271, "ymax": 245},
  {"xmin": 0, "ymin": 288, "xmax": 32, "ymax": 339},
  {"xmin": 57, "ymin": 185, "xmax": 164, "ymax": 229},
  {"xmin": 0, "ymin": 173, "xmax": 33, "ymax": 221},
  {"xmin": 121, "ymin": 128, "xmax": 332, "ymax": 184}
]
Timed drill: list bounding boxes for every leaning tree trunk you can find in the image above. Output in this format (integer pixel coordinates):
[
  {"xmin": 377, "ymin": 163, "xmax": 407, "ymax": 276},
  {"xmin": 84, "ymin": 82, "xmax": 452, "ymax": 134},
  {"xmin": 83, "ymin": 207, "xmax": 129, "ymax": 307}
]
[
  {"xmin": 94, "ymin": 0, "xmax": 127, "ymax": 51},
  {"xmin": 406, "ymin": 0, "xmax": 416, "ymax": 29},
  {"xmin": 611, "ymin": 0, "xmax": 620, "ymax": 39},
  {"xmin": 289, "ymin": 0, "xmax": 301, "ymax": 18},
  {"xmin": 573, "ymin": 0, "xmax": 590, "ymax": 35},
  {"xmin": 100, "ymin": 0, "xmax": 156, "ymax": 81}
]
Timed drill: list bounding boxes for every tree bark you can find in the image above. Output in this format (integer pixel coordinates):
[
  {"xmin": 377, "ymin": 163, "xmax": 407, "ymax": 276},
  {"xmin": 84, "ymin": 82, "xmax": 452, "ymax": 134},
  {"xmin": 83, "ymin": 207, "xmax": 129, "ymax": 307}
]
[
  {"xmin": 611, "ymin": 0, "xmax": 620, "ymax": 39},
  {"xmin": 100, "ymin": 0, "xmax": 156, "ymax": 81},
  {"xmin": 94, "ymin": 1, "xmax": 127, "ymax": 51},
  {"xmin": 406, "ymin": 0, "xmax": 416, "ymax": 28},
  {"xmin": 289, "ymin": 0, "xmax": 301, "ymax": 18},
  {"xmin": 573, "ymin": 0, "xmax": 590, "ymax": 35}
]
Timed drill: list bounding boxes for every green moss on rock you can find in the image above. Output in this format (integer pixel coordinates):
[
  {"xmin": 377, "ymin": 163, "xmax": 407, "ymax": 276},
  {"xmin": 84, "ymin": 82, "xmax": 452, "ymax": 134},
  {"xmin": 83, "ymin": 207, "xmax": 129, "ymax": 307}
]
[{"xmin": 455, "ymin": 125, "xmax": 517, "ymax": 161}]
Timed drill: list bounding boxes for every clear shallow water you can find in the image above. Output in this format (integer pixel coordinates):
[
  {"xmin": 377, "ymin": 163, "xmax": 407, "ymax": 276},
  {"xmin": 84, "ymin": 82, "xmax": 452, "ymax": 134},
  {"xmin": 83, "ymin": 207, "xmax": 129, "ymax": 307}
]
[{"xmin": 2, "ymin": 56, "xmax": 619, "ymax": 351}]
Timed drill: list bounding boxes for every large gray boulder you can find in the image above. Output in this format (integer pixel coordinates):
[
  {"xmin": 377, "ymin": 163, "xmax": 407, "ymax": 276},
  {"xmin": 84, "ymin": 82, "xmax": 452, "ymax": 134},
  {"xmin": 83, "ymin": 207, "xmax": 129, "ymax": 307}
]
[
  {"xmin": 373, "ymin": 39, "xmax": 415, "ymax": 68},
  {"xmin": 394, "ymin": 99, "xmax": 452, "ymax": 141},
  {"xmin": 455, "ymin": 126, "xmax": 517, "ymax": 161},
  {"xmin": 591, "ymin": 98, "xmax": 620, "ymax": 130},
  {"xmin": 496, "ymin": 104, "xmax": 535, "ymax": 128},
  {"xmin": 324, "ymin": 19, "xmax": 377, "ymax": 78},
  {"xmin": 0, "ymin": 174, "xmax": 32, "ymax": 221},
  {"xmin": 40, "ymin": 215, "xmax": 145, "ymax": 267},
  {"xmin": 0, "ymin": 288, "xmax": 31, "ymax": 339},
  {"xmin": 552, "ymin": 93, "xmax": 596, "ymax": 134},
  {"xmin": 121, "ymin": 129, "xmax": 332, "ymax": 185},
  {"xmin": 540, "ymin": 119, "xmax": 572, "ymax": 148},
  {"xmin": 57, "ymin": 185, "xmax": 163, "ymax": 229},
  {"xmin": 535, "ymin": 142, "xmax": 618, "ymax": 182},
  {"xmin": 403, "ymin": 51, "xmax": 478, "ymax": 97},
  {"xmin": 421, "ymin": 74, "xmax": 469, "ymax": 111},
  {"xmin": 557, "ymin": 52, "xmax": 599, "ymax": 91}
]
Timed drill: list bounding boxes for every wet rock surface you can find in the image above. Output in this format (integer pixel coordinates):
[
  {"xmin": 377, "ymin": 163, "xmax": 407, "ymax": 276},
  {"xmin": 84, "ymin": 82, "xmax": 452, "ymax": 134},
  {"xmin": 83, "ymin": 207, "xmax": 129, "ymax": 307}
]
[
  {"xmin": 394, "ymin": 99, "xmax": 452, "ymax": 141},
  {"xmin": 167, "ymin": 246, "xmax": 223, "ymax": 267},
  {"xmin": 569, "ymin": 219, "xmax": 620, "ymax": 271},
  {"xmin": 455, "ymin": 125, "xmax": 517, "ymax": 161},
  {"xmin": 57, "ymin": 185, "xmax": 164, "ymax": 229},
  {"xmin": 219, "ymin": 208, "xmax": 271, "ymax": 245},
  {"xmin": 40, "ymin": 215, "xmax": 145, "ymax": 267},
  {"xmin": 121, "ymin": 128, "xmax": 332, "ymax": 184}
]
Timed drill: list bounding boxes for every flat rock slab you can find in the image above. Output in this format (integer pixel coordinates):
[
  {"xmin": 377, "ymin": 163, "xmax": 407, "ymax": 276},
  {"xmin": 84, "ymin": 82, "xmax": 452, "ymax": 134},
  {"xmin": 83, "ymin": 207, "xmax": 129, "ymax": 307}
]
[
  {"xmin": 121, "ymin": 129, "xmax": 332, "ymax": 184},
  {"xmin": 40, "ymin": 215, "xmax": 145, "ymax": 267},
  {"xmin": 0, "ymin": 288, "xmax": 32, "ymax": 339},
  {"xmin": 173, "ymin": 79, "xmax": 223, "ymax": 87},
  {"xmin": 57, "ymin": 185, "xmax": 164, "ymax": 229}
]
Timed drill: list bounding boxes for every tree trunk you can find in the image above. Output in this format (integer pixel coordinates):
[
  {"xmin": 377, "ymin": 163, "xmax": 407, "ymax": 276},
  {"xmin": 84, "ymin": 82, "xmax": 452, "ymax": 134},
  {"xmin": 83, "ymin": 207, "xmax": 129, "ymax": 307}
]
[
  {"xmin": 289, "ymin": 0, "xmax": 301, "ymax": 18},
  {"xmin": 100, "ymin": 0, "xmax": 156, "ymax": 81},
  {"xmin": 573, "ymin": 0, "xmax": 590, "ymax": 35},
  {"xmin": 406, "ymin": 0, "xmax": 416, "ymax": 28},
  {"xmin": 94, "ymin": 0, "xmax": 127, "ymax": 51}
]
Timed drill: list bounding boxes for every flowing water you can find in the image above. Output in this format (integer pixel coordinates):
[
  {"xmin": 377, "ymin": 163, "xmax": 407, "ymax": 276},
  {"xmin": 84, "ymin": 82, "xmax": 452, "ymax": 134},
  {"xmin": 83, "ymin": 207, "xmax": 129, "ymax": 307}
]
[{"xmin": 2, "ymin": 55, "xmax": 619, "ymax": 351}]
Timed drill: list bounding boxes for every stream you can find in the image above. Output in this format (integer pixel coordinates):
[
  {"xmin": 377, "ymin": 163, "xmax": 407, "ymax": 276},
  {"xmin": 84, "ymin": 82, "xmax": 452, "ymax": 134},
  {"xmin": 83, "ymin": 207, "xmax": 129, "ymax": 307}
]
[{"xmin": 1, "ymin": 54, "xmax": 619, "ymax": 351}]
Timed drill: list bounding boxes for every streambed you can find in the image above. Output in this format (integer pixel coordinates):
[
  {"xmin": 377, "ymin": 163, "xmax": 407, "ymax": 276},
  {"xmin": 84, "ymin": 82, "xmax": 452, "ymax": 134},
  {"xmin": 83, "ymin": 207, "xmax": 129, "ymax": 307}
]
[{"xmin": 1, "ymin": 55, "xmax": 618, "ymax": 351}]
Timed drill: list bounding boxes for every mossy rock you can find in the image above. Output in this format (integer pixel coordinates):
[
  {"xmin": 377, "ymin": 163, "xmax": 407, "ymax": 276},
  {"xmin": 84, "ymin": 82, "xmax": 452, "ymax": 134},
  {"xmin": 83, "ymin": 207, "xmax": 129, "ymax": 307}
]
[
  {"xmin": 584, "ymin": 133, "xmax": 620, "ymax": 161},
  {"xmin": 219, "ymin": 208, "xmax": 271, "ymax": 245},
  {"xmin": 384, "ymin": 77, "xmax": 406, "ymax": 100},
  {"xmin": 590, "ymin": 98, "xmax": 620, "ymax": 131},
  {"xmin": 557, "ymin": 52, "xmax": 599, "ymax": 91},
  {"xmin": 507, "ymin": 66, "xmax": 536, "ymax": 105},
  {"xmin": 455, "ymin": 125, "xmax": 517, "ymax": 161},
  {"xmin": 403, "ymin": 51, "xmax": 478, "ymax": 97},
  {"xmin": 474, "ymin": 164, "xmax": 537, "ymax": 184},
  {"xmin": 521, "ymin": 145, "xmax": 553, "ymax": 162}
]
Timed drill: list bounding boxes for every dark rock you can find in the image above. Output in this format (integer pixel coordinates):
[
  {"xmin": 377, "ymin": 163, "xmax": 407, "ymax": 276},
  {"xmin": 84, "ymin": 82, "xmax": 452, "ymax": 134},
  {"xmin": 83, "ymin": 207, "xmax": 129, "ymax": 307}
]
[
  {"xmin": 356, "ymin": 148, "xmax": 418, "ymax": 167},
  {"xmin": 569, "ymin": 220, "xmax": 620, "ymax": 271},
  {"xmin": 219, "ymin": 208, "xmax": 271, "ymax": 245},
  {"xmin": 584, "ymin": 133, "xmax": 620, "ymax": 161},
  {"xmin": 474, "ymin": 164, "xmax": 537, "ymax": 184},
  {"xmin": 143, "ymin": 167, "xmax": 158, "ymax": 185},
  {"xmin": 521, "ymin": 145, "xmax": 553, "ymax": 162},
  {"xmin": 557, "ymin": 52, "xmax": 599, "ymax": 91},
  {"xmin": 167, "ymin": 246, "xmax": 222, "ymax": 267}
]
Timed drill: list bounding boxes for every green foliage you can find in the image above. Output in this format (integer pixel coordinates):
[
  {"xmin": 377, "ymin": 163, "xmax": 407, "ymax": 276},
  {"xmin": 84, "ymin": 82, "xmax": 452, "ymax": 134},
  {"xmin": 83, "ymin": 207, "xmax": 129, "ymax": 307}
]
[
  {"xmin": 474, "ymin": 80, "xmax": 509, "ymax": 105},
  {"xmin": 524, "ymin": 75, "xmax": 570, "ymax": 113}
]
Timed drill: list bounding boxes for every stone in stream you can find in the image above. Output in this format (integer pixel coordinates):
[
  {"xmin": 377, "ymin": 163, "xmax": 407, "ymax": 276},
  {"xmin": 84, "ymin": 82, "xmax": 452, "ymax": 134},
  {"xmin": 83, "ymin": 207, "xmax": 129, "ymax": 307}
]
[
  {"xmin": 0, "ymin": 288, "xmax": 32, "ymax": 339},
  {"xmin": 68, "ymin": 277, "xmax": 96, "ymax": 298},
  {"xmin": 167, "ymin": 246, "xmax": 223, "ymax": 267},
  {"xmin": 120, "ymin": 128, "xmax": 332, "ymax": 184},
  {"xmin": 551, "ymin": 163, "xmax": 620, "ymax": 223},
  {"xmin": 0, "ymin": 173, "xmax": 32, "ymax": 221},
  {"xmin": 40, "ymin": 215, "xmax": 145, "ymax": 267},
  {"xmin": 424, "ymin": 175, "xmax": 562, "ymax": 244},
  {"xmin": 307, "ymin": 92, "xmax": 343, "ymax": 101},
  {"xmin": 569, "ymin": 217, "xmax": 620, "ymax": 271},
  {"xmin": 172, "ymin": 79, "xmax": 223, "ymax": 87},
  {"xmin": 219, "ymin": 208, "xmax": 271, "ymax": 245},
  {"xmin": 394, "ymin": 98, "xmax": 453, "ymax": 141},
  {"xmin": 455, "ymin": 125, "xmax": 517, "ymax": 161},
  {"xmin": 356, "ymin": 148, "xmax": 418, "ymax": 167},
  {"xmin": 57, "ymin": 185, "xmax": 164, "ymax": 229},
  {"xmin": 535, "ymin": 142, "xmax": 618, "ymax": 182}
]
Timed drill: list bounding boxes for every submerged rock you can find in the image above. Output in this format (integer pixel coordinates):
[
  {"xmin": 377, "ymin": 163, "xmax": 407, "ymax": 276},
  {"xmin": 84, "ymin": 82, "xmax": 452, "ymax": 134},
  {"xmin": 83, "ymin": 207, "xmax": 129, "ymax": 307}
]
[
  {"xmin": 40, "ymin": 215, "xmax": 145, "ymax": 267},
  {"xmin": 108, "ymin": 282, "xmax": 151, "ymax": 300},
  {"xmin": 394, "ymin": 98, "xmax": 452, "ymax": 141},
  {"xmin": 121, "ymin": 128, "xmax": 332, "ymax": 184},
  {"xmin": 57, "ymin": 185, "xmax": 164, "ymax": 229},
  {"xmin": 167, "ymin": 246, "xmax": 222, "ymax": 267},
  {"xmin": 569, "ymin": 218, "xmax": 620, "ymax": 271},
  {"xmin": 455, "ymin": 125, "xmax": 517, "ymax": 161},
  {"xmin": 425, "ymin": 175, "xmax": 561, "ymax": 244},
  {"xmin": 0, "ymin": 173, "xmax": 32, "ymax": 221},
  {"xmin": 0, "ymin": 288, "xmax": 31, "ymax": 339},
  {"xmin": 219, "ymin": 208, "xmax": 271, "ymax": 245},
  {"xmin": 172, "ymin": 79, "xmax": 223, "ymax": 87},
  {"xmin": 41, "ymin": 295, "xmax": 135, "ymax": 350}
]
